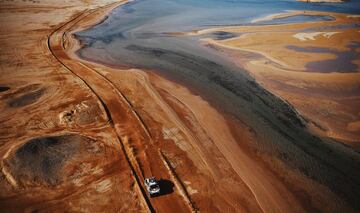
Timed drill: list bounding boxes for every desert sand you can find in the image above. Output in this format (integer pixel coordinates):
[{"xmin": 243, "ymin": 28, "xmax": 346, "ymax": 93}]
[
  {"xmin": 0, "ymin": 0, "xmax": 263, "ymax": 212},
  {"xmin": 0, "ymin": 0, "xmax": 147, "ymax": 212},
  {"xmin": 0, "ymin": 1, "xmax": 359, "ymax": 212}
]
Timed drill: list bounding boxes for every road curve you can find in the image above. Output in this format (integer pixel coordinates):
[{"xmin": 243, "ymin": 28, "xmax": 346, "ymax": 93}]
[{"xmin": 47, "ymin": 2, "xmax": 191, "ymax": 213}]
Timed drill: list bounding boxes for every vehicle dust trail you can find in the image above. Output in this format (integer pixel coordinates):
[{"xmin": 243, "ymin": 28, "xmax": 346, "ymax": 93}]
[{"xmin": 48, "ymin": 2, "xmax": 190, "ymax": 212}]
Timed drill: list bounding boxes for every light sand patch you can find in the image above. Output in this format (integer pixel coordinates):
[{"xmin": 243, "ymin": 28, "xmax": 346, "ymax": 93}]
[
  {"xmin": 72, "ymin": 179, "xmax": 83, "ymax": 187},
  {"xmin": 347, "ymin": 121, "xmax": 360, "ymax": 132},
  {"xmin": 292, "ymin": 32, "xmax": 339, "ymax": 41},
  {"xmin": 322, "ymin": 32, "xmax": 339, "ymax": 38},
  {"xmin": 1, "ymin": 166, "xmax": 17, "ymax": 187},
  {"xmin": 91, "ymin": 166, "xmax": 103, "ymax": 175},
  {"xmin": 347, "ymin": 15, "xmax": 360, "ymax": 19},
  {"xmin": 251, "ymin": 11, "xmax": 291, "ymax": 23},
  {"xmin": 183, "ymin": 181, "xmax": 198, "ymax": 195},
  {"xmin": 94, "ymin": 179, "xmax": 112, "ymax": 193},
  {"xmin": 162, "ymin": 127, "xmax": 187, "ymax": 151}
]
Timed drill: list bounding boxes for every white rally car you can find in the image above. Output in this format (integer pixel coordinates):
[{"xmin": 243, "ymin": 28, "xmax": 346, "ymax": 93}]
[{"xmin": 144, "ymin": 177, "xmax": 161, "ymax": 197}]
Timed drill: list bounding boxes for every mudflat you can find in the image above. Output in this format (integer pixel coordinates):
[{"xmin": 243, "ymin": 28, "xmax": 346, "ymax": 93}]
[{"xmin": 195, "ymin": 11, "xmax": 360, "ymax": 145}]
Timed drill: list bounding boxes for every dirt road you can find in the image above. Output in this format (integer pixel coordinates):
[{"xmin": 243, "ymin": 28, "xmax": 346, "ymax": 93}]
[{"xmin": 47, "ymin": 3, "xmax": 191, "ymax": 212}]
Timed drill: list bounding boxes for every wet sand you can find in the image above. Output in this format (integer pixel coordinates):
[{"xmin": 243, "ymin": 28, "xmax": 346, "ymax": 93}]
[
  {"xmin": 68, "ymin": 5, "xmax": 360, "ymax": 212},
  {"xmin": 1, "ymin": 0, "xmax": 264, "ymax": 212},
  {"xmin": 193, "ymin": 10, "xmax": 360, "ymax": 145},
  {"xmin": 72, "ymin": 7, "xmax": 360, "ymax": 212}
]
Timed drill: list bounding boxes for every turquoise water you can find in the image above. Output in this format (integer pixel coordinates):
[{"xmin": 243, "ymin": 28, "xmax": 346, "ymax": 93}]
[{"xmin": 76, "ymin": 0, "xmax": 360, "ymax": 210}]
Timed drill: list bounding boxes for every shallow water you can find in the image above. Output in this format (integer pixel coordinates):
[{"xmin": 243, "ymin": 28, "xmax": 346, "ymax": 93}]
[
  {"xmin": 304, "ymin": 23, "xmax": 360, "ymax": 31},
  {"xmin": 256, "ymin": 14, "xmax": 334, "ymax": 25},
  {"xmin": 210, "ymin": 31, "xmax": 238, "ymax": 40},
  {"xmin": 76, "ymin": 0, "xmax": 360, "ymax": 210},
  {"xmin": 287, "ymin": 43, "xmax": 360, "ymax": 73}
]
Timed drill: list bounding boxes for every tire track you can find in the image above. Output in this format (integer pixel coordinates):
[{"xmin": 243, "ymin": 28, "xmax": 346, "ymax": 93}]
[
  {"xmin": 47, "ymin": 2, "xmax": 191, "ymax": 212},
  {"xmin": 47, "ymin": 3, "xmax": 154, "ymax": 212}
]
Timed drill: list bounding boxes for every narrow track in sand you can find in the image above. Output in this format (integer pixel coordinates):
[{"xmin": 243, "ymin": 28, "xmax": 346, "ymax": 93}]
[
  {"xmin": 47, "ymin": 3, "xmax": 304, "ymax": 212},
  {"xmin": 47, "ymin": 2, "xmax": 192, "ymax": 213}
]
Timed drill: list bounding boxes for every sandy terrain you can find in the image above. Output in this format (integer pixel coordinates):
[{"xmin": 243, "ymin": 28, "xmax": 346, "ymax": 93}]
[
  {"xmin": 0, "ymin": 1, "xmax": 359, "ymax": 213},
  {"xmin": 193, "ymin": 11, "xmax": 360, "ymax": 146},
  {"xmin": 1, "ymin": 0, "xmax": 262, "ymax": 212},
  {"xmin": 0, "ymin": 0, "xmax": 148, "ymax": 212}
]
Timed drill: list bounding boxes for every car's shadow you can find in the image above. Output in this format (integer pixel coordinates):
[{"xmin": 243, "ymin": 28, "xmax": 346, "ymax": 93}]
[{"xmin": 152, "ymin": 179, "xmax": 174, "ymax": 197}]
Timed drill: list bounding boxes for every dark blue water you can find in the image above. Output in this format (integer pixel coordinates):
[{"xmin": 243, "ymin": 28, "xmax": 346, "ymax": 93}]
[{"xmin": 76, "ymin": 0, "xmax": 360, "ymax": 211}]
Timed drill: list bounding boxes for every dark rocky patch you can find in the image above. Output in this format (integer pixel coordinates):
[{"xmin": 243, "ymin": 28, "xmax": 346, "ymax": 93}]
[
  {"xmin": 1, "ymin": 84, "xmax": 40, "ymax": 98},
  {"xmin": 7, "ymin": 88, "xmax": 45, "ymax": 108},
  {"xmin": 3, "ymin": 134, "xmax": 100, "ymax": 187},
  {"xmin": 0, "ymin": 86, "xmax": 10, "ymax": 92}
]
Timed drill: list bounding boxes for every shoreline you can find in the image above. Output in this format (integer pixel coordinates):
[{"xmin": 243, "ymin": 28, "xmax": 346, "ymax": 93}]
[
  {"xmin": 66, "ymin": 2, "xmax": 358, "ymax": 211},
  {"xmin": 64, "ymin": 3, "xmax": 315, "ymax": 213},
  {"xmin": 1, "ymin": 1, "xmax": 359, "ymax": 211},
  {"xmin": 65, "ymin": 6, "xmax": 300, "ymax": 211},
  {"xmin": 195, "ymin": 10, "xmax": 360, "ymax": 144},
  {"xmin": 50, "ymin": 2, "xmax": 262, "ymax": 212},
  {"xmin": 69, "ymin": 3, "xmax": 358, "ymax": 210}
]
